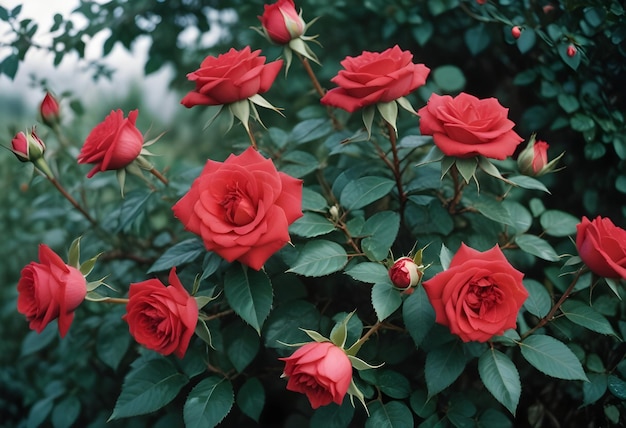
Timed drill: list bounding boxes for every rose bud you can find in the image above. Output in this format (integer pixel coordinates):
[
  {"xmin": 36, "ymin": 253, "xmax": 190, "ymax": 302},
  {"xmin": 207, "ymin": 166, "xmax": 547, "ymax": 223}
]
[
  {"xmin": 39, "ymin": 92, "xmax": 61, "ymax": 127},
  {"xmin": 517, "ymin": 136, "xmax": 563, "ymax": 177},
  {"xmin": 389, "ymin": 257, "xmax": 423, "ymax": 291},
  {"xmin": 511, "ymin": 26, "xmax": 522, "ymax": 39},
  {"xmin": 476, "ymin": 0, "xmax": 487, "ymax": 4},
  {"xmin": 259, "ymin": 0, "xmax": 306, "ymax": 45},
  {"xmin": 11, "ymin": 129, "xmax": 46, "ymax": 163},
  {"xmin": 567, "ymin": 44, "xmax": 577, "ymax": 57},
  {"xmin": 279, "ymin": 341, "xmax": 352, "ymax": 409}
]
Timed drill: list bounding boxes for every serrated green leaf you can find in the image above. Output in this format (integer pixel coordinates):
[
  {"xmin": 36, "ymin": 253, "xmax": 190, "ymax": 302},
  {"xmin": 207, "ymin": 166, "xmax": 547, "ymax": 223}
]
[
  {"xmin": 560, "ymin": 300, "xmax": 617, "ymax": 336},
  {"xmin": 287, "ymin": 240, "xmax": 348, "ymax": 277},
  {"xmin": 183, "ymin": 377, "xmax": 234, "ymax": 428},
  {"xmin": 225, "ymin": 324, "xmax": 260, "ymax": 373},
  {"xmin": 402, "ymin": 286, "xmax": 436, "ymax": 347},
  {"xmin": 280, "ymin": 150, "xmax": 319, "ymax": 178},
  {"xmin": 365, "ymin": 400, "xmax": 414, "ymax": 428},
  {"xmin": 311, "ymin": 400, "xmax": 356, "ymax": 428},
  {"xmin": 148, "ymin": 238, "xmax": 206, "ymax": 273},
  {"xmin": 361, "ymin": 211, "xmax": 400, "ymax": 261},
  {"xmin": 478, "ymin": 349, "xmax": 521, "ymax": 415},
  {"xmin": 109, "ymin": 359, "xmax": 188, "ymax": 420},
  {"xmin": 520, "ymin": 335, "xmax": 588, "ymax": 381},
  {"xmin": 467, "ymin": 192, "xmax": 515, "ymax": 226},
  {"xmin": 582, "ymin": 373, "xmax": 608, "ymax": 407},
  {"xmin": 340, "ymin": 176, "xmax": 395, "ymax": 211},
  {"xmin": 425, "ymin": 341, "xmax": 467, "ymax": 396},
  {"xmin": 289, "ymin": 212, "xmax": 335, "ymax": 238},
  {"xmin": 371, "ymin": 282, "xmax": 402, "ymax": 322},
  {"xmin": 522, "ymin": 279, "xmax": 552, "ymax": 318},
  {"xmin": 97, "ymin": 317, "xmax": 131, "ymax": 371},
  {"xmin": 51, "ymin": 395, "xmax": 81, "ymax": 428},
  {"xmin": 290, "ymin": 118, "xmax": 332, "ymax": 144},
  {"xmin": 224, "ymin": 265, "xmax": 273, "ymax": 334},
  {"xmin": 508, "ymin": 175, "xmax": 550, "ymax": 193},
  {"xmin": 515, "ymin": 234, "xmax": 560, "ymax": 262},
  {"xmin": 345, "ymin": 262, "xmax": 390, "ymax": 284},
  {"xmin": 301, "ymin": 187, "xmax": 328, "ymax": 212},
  {"xmin": 236, "ymin": 378, "xmax": 265, "ymax": 423},
  {"xmin": 540, "ymin": 210, "xmax": 579, "ymax": 237}
]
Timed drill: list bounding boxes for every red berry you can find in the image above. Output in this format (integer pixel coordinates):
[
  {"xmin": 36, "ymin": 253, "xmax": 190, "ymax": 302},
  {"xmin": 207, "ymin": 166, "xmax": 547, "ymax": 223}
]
[
  {"xmin": 511, "ymin": 26, "xmax": 522, "ymax": 39},
  {"xmin": 567, "ymin": 44, "xmax": 577, "ymax": 57}
]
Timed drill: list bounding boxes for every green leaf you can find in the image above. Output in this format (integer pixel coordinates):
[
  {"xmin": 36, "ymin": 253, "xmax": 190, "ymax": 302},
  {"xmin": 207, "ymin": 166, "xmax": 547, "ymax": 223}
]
[
  {"xmin": 183, "ymin": 377, "xmax": 234, "ymax": 428},
  {"xmin": 113, "ymin": 190, "xmax": 153, "ymax": 233},
  {"xmin": 289, "ymin": 212, "xmax": 335, "ymax": 238},
  {"xmin": 109, "ymin": 358, "xmax": 188, "ymax": 420},
  {"xmin": 371, "ymin": 282, "xmax": 402, "ymax": 322},
  {"xmin": 409, "ymin": 389, "xmax": 436, "ymax": 419},
  {"xmin": 263, "ymin": 300, "xmax": 321, "ymax": 352},
  {"xmin": 608, "ymin": 375, "xmax": 626, "ymax": 400},
  {"xmin": 558, "ymin": 93, "xmax": 580, "ymax": 113},
  {"xmin": 582, "ymin": 373, "xmax": 608, "ymax": 407},
  {"xmin": 361, "ymin": 211, "xmax": 400, "ymax": 261},
  {"xmin": 280, "ymin": 150, "xmax": 319, "ymax": 178},
  {"xmin": 516, "ymin": 28, "xmax": 536, "ymax": 53},
  {"xmin": 508, "ymin": 175, "xmax": 550, "ymax": 193},
  {"xmin": 558, "ymin": 43, "xmax": 581, "ymax": 70},
  {"xmin": 520, "ymin": 335, "xmax": 588, "ymax": 381},
  {"xmin": 522, "ymin": 279, "xmax": 552, "ymax": 319},
  {"xmin": 365, "ymin": 400, "xmax": 414, "ymax": 428},
  {"xmin": 560, "ymin": 300, "xmax": 617, "ymax": 336},
  {"xmin": 236, "ymin": 377, "xmax": 265, "ymax": 423},
  {"xmin": 467, "ymin": 192, "xmax": 515, "ymax": 226},
  {"xmin": 340, "ymin": 176, "xmax": 395, "ymax": 211},
  {"xmin": 287, "ymin": 239, "xmax": 348, "ymax": 277},
  {"xmin": 51, "ymin": 396, "xmax": 81, "ymax": 428},
  {"xmin": 478, "ymin": 349, "xmax": 521, "ymax": 415},
  {"xmin": 478, "ymin": 409, "xmax": 513, "ymax": 428},
  {"xmin": 311, "ymin": 400, "xmax": 355, "ymax": 428},
  {"xmin": 224, "ymin": 265, "xmax": 273, "ymax": 334},
  {"xmin": 27, "ymin": 396, "xmax": 55, "ymax": 428},
  {"xmin": 570, "ymin": 113, "xmax": 595, "ymax": 132},
  {"xmin": 514, "ymin": 234, "xmax": 560, "ymax": 262},
  {"xmin": 425, "ymin": 341, "xmax": 467, "ymax": 396},
  {"xmin": 301, "ymin": 187, "xmax": 328, "ymax": 212},
  {"xmin": 374, "ymin": 369, "xmax": 412, "ymax": 399},
  {"xmin": 148, "ymin": 238, "xmax": 206, "ymax": 273},
  {"xmin": 502, "ymin": 201, "xmax": 533, "ymax": 234},
  {"xmin": 465, "ymin": 24, "xmax": 490, "ymax": 55},
  {"xmin": 402, "ymin": 286, "xmax": 436, "ymax": 347},
  {"xmin": 290, "ymin": 118, "xmax": 332, "ymax": 144},
  {"xmin": 1, "ymin": 54, "xmax": 19, "ymax": 79},
  {"xmin": 21, "ymin": 323, "xmax": 57, "ymax": 356},
  {"xmin": 97, "ymin": 317, "xmax": 131, "ymax": 371},
  {"xmin": 540, "ymin": 210, "xmax": 579, "ymax": 237},
  {"xmin": 345, "ymin": 262, "xmax": 390, "ymax": 284},
  {"xmin": 225, "ymin": 324, "xmax": 260, "ymax": 372},
  {"xmin": 432, "ymin": 64, "xmax": 466, "ymax": 93}
]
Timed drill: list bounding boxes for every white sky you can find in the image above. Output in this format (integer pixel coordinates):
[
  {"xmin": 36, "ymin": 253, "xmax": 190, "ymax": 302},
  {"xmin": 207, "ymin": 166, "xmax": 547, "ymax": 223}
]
[{"xmin": 0, "ymin": 0, "xmax": 178, "ymax": 121}]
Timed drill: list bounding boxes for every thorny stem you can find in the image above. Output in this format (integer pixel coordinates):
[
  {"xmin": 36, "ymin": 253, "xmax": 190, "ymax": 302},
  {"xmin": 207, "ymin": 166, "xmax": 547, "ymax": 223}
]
[
  {"xmin": 349, "ymin": 321, "xmax": 385, "ymax": 354},
  {"xmin": 298, "ymin": 55, "xmax": 342, "ymax": 130},
  {"xmin": 520, "ymin": 267, "xmax": 585, "ymax": 340},
  {"xmin": 246, "ymin": 123, "xmax": 258, "ymax": 150},
  {"xmin": 447, "ymin": 165, "xmax": 466, "ymax": 214},
  {"xmin": 201, "ymin": 309, "xmax": 234, "ymax": 322},
  {"xmin": 95, "ymin": 297, "xmax": 129, "ymax": 304},
  {"xmin": 149, "ymin": 167, "xmax": 169, "ymax": 186},
  {"xmin": 385, "ymin": 121, "xmax": 407, "ymax": 213},
  {"xmin": 48, "ymin": 176, "xmax": 98, "ymax": 226}
]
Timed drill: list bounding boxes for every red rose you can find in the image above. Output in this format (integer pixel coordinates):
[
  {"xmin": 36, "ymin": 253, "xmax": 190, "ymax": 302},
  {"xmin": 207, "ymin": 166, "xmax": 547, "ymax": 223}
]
[
  {"xmin": 320, "ymin": 45, "xmax": 430, "ymax": 113},
  {"xmin": 422, "ymin": 243, "xmax": 528, "ymax": 342},
  {"xmin": 279, "ymin": 341, "xmax": 352, "ymax": 408},
  {"xmin": 39, "ymin": 92, "xmax": 61, "ymax": 127},
  {"xmin": 11, "ymin": 129, "xmax": 46, "ymax": 163},
  {"xmin": 172, "ymin": 147, "xmax": 303, "ymax": 270},
  {"xmin": 576, "ymin": 216, "xmax": 626, "ymax": 279},
  {"xmin": 259, "ymin": 0, "xmax": 305, "ymax": 45},
  {"xmin": 17, "ymin": 244, "xmax": 87, "ymax": 338},
  {"xmin": 123, "ymin": 267, "xmax": 198, "ymax": 358},
  {"xmin": 181, "ymin": 46, "xmax": 283, "ymax": 108},
  {"xmin": 77, "ymin": 109, "xmax": 144, "ymax": 178},
  {"xmin": 389, "ymin": 257, "xmax": 422, "ymax": 291},
  {"xmin": 418, "ymin": 92, "xmax": 523, "ymax": 160}
]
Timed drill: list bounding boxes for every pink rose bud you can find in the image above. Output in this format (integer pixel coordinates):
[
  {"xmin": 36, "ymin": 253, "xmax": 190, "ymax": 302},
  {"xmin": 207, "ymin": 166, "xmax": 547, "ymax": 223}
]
[
  {"xmin": 543, "ymin": 4, "xmax": 555, "ymax": 13},
  {"xmin": 517, "ymin": 136, "xmax": 563, "ymax": 177},
  {"xmin": 11, "ymin": 129, "xmax": 46, "ymax": 163},
  {"xmin": 567, "ymin": 44, "xmax": 577, "ymax": 57},
  {"xmin": 39, "ymin": 92, "xmax": 61, "ymax": 127},
  {"xmin": 511, "ymin": 26, "xmax": 522, "ymax": 39},
  {"xmin": 476, "ymin": 0, "xmax": 487, "ymax": 4},
  {"xmin": 259, "ymin": 0, "xmax": 306, "ymax": 45},
  {"xmin": 389, "ymin": 257, "xmax": 423, "ymax": 290}
]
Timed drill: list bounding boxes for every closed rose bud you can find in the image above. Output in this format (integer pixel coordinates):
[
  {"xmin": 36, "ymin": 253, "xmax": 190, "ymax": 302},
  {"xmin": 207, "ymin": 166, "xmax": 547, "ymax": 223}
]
[
  {"xmin": 389, "ymin": 257, "xmax": 422, "ymax": 289},
  {"xmin": 11, "ymin": 129, "xmax": 46, "ymax": 163},
  {"xmin": 259, "ymin": 0, "xmax": 306, "ymax": 45},
  {"xmin": 40, "ymin": 92, "xmax": 61, "ymax": 127},
  {"xmin": 517, "ymin": 136, "xmax": 563, "ymax": 177},
  {"xmin": 511, "ymin": 26, "xmax": 522, "ymax": 39},
  {"xmin": 567, "ymin": 44, "xmax": 577, "ymax": 57}
]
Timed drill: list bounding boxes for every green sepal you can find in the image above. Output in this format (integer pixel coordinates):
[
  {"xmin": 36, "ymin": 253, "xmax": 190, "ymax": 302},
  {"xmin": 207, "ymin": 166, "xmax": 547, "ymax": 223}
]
[
  {"xmin": 116, "ymin": 168, "xmax": 126, "ymax": 198},
  {"xmin": 229, "ymin": 99, "xmax": 251, "ymax": 134},
  {"xmin": 68, "ymin": 236, "xmax": 82, "ymax": 269},
  {"xmin": 202, "ymin": 105, "xmax": 224, "ymax": 131},
  {"xmin": 195, "ymin": 318, "xmax": 214, "ymax": 349},
  {"xmin": 376, "ymin": 101, "xmax": 398, "ymax": 136},
  {"xmin": 288, "ymin": 36, "xmax": 320, "ymax": 65},
  {"xmin": 79, "ymin": 252, "xmax": 102, "ymax": 277},
  {"xmin": 455, "ymin": 157, "xmax": 479, "ymax": 184},
  {"xmin": 362, "ymin": 105, "xmax": 375, "ymax": 138},
  {"xmin": 348, "ymin": 354, "xmax": 384, "ymax": 371},
  {"xmin": 396, "ymin": 96, "xmax": 417, "ymax": 115},
  {"xmin": 347, "ymin": 378, "xmax": 369, "ymax": 415},
  {"xmin": 195, "ymin": 294, "xmax": 219, "ymax": 310},
  {"xmin": 329, "ymin": 310, "xmax": 355, "ymax": 349},
  {"xmin": 301, "ymin": 328, "xmax": 330, "ymax": 343},
  {"xmin": 478, "ymin": 156, "xmax": 515, "ymax": 185}
]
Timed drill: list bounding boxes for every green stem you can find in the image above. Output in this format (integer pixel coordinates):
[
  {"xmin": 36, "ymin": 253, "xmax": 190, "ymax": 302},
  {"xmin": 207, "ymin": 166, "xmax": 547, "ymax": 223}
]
[{"xmin": 48, "ymin": 176, "xmax": 98, "ymax": 226}]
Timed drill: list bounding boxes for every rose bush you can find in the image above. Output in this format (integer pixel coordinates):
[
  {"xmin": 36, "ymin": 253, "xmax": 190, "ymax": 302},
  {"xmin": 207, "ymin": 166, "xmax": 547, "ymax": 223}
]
[
  {"xmin": 417, "ymin": 92, "xmax": 523, "ymax": 159},
  {"xmin": 279, "ymin": 341, "xmax": 353, "ymax": 409},
  {"xmin": 320, "ymin": 44, "xmax": 430, "ymax": 113},
  {"xmin": 172, "ymin": 146, "xmax": 303, "ymax": 270},
  {"xmin": 17, "ymin": 244, "xmax": 86, "ymax": 338},
  {"xmin": 123, "ymin": 267, "xmax": 198, "ymax": 358},
  {"xmin": 422, "ymin": 244, "xmax": 528, "ymax": 343},
  {"xmin": 77, "ymin": 109, "xmax": 144, "ymax": 178},
  {"xmin": 576, "ymin": 216, "xmax": 626, "ymax": 279}
]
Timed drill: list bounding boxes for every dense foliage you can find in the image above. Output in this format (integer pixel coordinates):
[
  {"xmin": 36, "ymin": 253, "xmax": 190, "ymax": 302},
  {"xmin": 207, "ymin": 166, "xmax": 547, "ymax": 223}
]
[{"xmin": 2, "ymin": 1, "xmax": 626, "ymax": 427}]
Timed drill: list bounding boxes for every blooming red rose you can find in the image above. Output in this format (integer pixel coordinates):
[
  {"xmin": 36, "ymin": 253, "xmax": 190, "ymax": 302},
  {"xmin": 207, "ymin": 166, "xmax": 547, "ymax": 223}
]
[
  {"xmin": 17, "ymin": 244, "xmax": 87, "ymax": 338},
  {"xmin": 389, "ymin": 256, "xmax": 422, "ymax": 292},
  {"xmin": 172, "ymin": 147, "xmax": 302, "ymax": 270},
  {"xmin": 123, "ymin": 267, "xmax": 198, "ymax": 358},
  {"xmin": 422, "ymin": 243, "xmax": 528, "ymax": 342},
  {"xmin": 320, "ymin": 45, "xmax": 430, "ymax": 113},
  {"xmin": 280, "ymin": 341, "xmax": 352, "ymax": 408},
  {"xmin": 40, "ymin": 92, "xmax": 61, "ymax": 127},
  {"xmin": 181, "ymin": 46, "xmax": 283, "ymax": 108},
  {"xmin": 418, "ymin": 92, "xmax": 523, "ymax": 160},
  {"xmin": 259, "ymin": 0, "xmax": 305, "ymax": 45},
  {"xmin": 77, "ymin": 109, "xmax": 144, "ymax": 178},
  {"xmin": 576, "ymin": 216, "xmax": 626, "ymax": 279}
]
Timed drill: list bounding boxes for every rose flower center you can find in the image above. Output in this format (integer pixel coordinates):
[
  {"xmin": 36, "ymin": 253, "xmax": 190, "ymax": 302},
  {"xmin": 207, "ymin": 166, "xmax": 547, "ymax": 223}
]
[
  {"xmin": 465, "ymin": 277, "xmax": 504, "ymax": 315},
  {"xmin": 221, "ymin": 184, "xmax": 256, "ymax": 226}
]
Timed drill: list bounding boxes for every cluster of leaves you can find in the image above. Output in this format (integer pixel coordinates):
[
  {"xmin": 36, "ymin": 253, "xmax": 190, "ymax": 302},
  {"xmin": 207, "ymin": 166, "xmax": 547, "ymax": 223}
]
[{"xmin": 1, "ymin": 1, "xmax": 626, "ymax": 427}]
